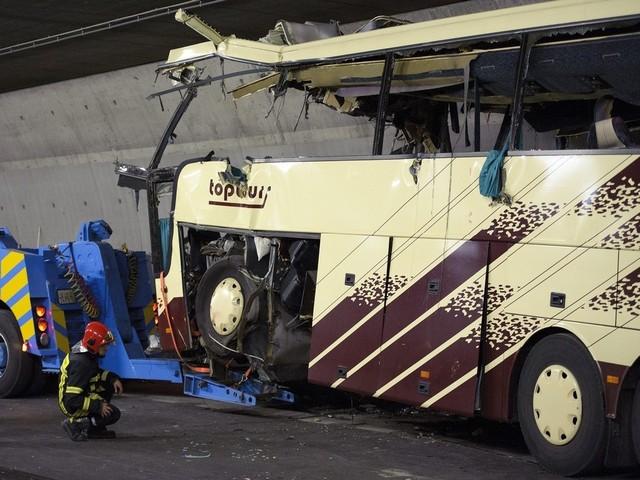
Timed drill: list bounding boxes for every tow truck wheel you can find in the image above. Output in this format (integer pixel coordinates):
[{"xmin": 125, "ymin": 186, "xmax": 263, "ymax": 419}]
[
  {"xmin": 517, "ymin": 333, "xmax": 607, "ymax": 476},
  {"xmin": 24, "ymin": 358, "xmax": 48, "ymax": 396},
  {"xmin": 0, "ymin": 309, "xmax": 34, "ymax": 398},
  {"xmin": 195, "ymin": 256, "xmax": 261, "ymax": 359}
]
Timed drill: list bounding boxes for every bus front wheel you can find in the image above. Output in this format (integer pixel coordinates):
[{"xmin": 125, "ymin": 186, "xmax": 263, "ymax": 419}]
[
  {"xmin": 517, "ymin": 333, "xmax": 606, "ymax": 476},
  {"xmin": 195, "ymin": 256, "xmax": 261, "ymax": 360},
  {"xmin": 0, "ymin": 309, "xmax": 34, "ymax": 398}
]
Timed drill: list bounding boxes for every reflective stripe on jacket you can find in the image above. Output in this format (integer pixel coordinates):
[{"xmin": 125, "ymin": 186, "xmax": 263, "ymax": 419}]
[{"xmin": 58, "ymin": 352, "xmax": 118, "ymax": 418}]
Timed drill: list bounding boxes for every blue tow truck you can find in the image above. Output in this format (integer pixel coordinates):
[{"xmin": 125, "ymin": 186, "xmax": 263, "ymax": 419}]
[{"xmin": 0, "ymin": 219, "xmax": 292, "ymax": 406}]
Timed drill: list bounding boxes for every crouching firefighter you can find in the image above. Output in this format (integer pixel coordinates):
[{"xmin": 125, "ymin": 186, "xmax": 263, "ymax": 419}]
[{"xmin": 58, "ymin": 321, "xmax": 124, "ymax": 441}]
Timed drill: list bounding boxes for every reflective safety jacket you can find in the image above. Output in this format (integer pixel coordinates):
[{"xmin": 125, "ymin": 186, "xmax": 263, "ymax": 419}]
[{"xmin": 58, "ymin": 344, "xmax": 118, "ymax": 419}]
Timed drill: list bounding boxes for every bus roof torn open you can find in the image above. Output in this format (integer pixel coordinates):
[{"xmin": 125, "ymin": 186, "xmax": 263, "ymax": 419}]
[{"xmin": 160, "ymin": 0, "xmax": 640, "ymax": 154}]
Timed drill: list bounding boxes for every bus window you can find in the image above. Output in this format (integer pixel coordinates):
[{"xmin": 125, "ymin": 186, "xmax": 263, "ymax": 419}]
[{"xmin": 512, "ymin": 23, "xmax": 640, "ymax": 151}]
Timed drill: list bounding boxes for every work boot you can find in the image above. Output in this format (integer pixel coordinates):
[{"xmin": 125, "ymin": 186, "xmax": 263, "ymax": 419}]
[
  {"xmin": 62, "ymin": 418, "xmax": 89, "ymax": 442},
  {"xmin": 88, "ymin": 427, "xmax": 116, "ymax": 439}
]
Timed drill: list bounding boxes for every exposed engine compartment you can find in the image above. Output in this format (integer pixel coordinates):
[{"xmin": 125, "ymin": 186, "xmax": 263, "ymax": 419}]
[{"xmin": 182, "ymin": 227, "xmax": 319, "ymax": 384}]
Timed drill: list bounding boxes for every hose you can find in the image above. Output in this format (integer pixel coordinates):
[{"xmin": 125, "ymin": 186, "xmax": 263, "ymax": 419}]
[
  {"xmin": 52, "ymin": 245, "xmax": 101, "ymax": 320},
  {"xmin": 62, "ymin": 263, "xmax": 100, "ymax": 319}
]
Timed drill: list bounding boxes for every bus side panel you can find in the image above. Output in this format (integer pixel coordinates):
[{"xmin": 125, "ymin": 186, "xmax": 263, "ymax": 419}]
[
  {"xmin": 475, "ymin": 242, "xmax": 617, "ymax": 419},
  {"xmin": 374, "ymin": 239, "xmax": 488, "ymax": 417},
  {"xmin": 330, "ymin": 238, "xmax": 447, "ymax": 405},
  {"xmin": 308, "ymin": 234, "xmax": 390, "ymax": 395},
  {"xmin": 616, "ymin": 250, "xmax": 640, "ymax": 330}
]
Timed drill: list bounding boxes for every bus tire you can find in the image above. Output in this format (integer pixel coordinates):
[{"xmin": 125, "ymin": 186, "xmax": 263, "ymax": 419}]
[
  {"xmin": 633, "ymin": 380, "xmax": 640, "ymax": 464},
  {"xmin": 517, "ymin": 333, "xmax": 606, "ymax": 476},
  {"xmin": 0, "ymin": 309, "xmax": 34, "ymax": 398},
  {"xmin": 195, "ymin": 256, "xmax": 261, "ymax": 359}
]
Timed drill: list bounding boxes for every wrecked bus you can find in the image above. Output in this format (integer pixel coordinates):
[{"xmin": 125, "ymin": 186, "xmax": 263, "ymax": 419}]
[{"xmin": 117, "ymin": 0, "xmax": 640, "ymax": 475}]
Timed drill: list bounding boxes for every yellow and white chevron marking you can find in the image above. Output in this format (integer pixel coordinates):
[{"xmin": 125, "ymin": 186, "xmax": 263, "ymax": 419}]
[
  {"xmin": 0, "ymin": 250, "xmax": 23, "ymax": 277},
  {"xmin": 52, "ymin": 303, "xmax": 69, "ymax": 354},
  {"xmin": 12, "ymin": 293, "xmax": 31, "ymax": 321},
  {"xmin": 0, "ymin": 250, "xmax": 36, "ymax": 343},
  {"xmin": 0, "ymin": 267, "xmax": 27, "ymax": 301},
  {"xmin": 0, "ymin": 251, "xmax": 27, "ymax": 300},
  {"xmin": 19, "ymin": 317, "xmax": 35, "ymax": 343},
  {"xmin": 15, "ymin": 294, "xmax": 35, "ymax": 342}
]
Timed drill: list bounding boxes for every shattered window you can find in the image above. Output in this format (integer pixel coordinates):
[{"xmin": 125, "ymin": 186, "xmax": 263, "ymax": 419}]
[{"xmin": 231, "ymin": 18, "xmax": 640, "ymax": 155}]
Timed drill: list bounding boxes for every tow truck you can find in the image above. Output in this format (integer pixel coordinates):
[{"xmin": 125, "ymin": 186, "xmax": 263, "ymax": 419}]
[{"xmin": 0, "ymin": 219, "xmax": 292, "ymax": 407}]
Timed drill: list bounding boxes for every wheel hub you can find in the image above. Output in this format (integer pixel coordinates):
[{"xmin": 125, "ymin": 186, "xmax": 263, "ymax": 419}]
[
  {"xmin": 209, "ymin": 277, "xmax": 244, "ymax": 336},
  {"xmin": 532, "ymin": 364, "xmax": 582, "ymax": 445}
]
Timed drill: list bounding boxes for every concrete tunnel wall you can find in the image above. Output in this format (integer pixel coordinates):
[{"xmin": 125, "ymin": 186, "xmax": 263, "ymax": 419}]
[
  {"xmin": 0, "ymin": 60, "xmax": 376, "ymax": 251},
  {"xmin": 0, "ymin": 0, "xmax": 546, "ymax": 253}
]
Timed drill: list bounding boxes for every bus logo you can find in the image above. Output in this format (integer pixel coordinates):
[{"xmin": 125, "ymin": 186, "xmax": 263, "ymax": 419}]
[{"xmin": 208, "ymin": 179, "xmax": 272, "ymax": 209}]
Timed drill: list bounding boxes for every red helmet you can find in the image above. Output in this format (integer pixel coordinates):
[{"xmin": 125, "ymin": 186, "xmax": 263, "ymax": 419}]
[{"xmin": 82, "ymin": 321, "xmax": 114, "ymax": 354}]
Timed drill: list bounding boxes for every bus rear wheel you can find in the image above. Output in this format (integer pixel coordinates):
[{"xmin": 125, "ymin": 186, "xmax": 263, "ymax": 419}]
[
  {"xmin": 0, "ymin": 309, "xmax": 34, "ymax": 398},
  {"xmin": 517, "ymin": 333, "xmax": 606, "ymax": 476}
]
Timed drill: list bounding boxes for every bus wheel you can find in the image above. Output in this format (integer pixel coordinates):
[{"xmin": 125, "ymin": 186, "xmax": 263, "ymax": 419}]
[
  {"xmin": 632, "ymin": 380, "xmax": 640, "ymax": 464},
  {"xmin": 517, "ymin": 333, "xmax": 606, "ymax": 476},
  {"xmin": 0, "ymin": 309, "xmax": 34, "ymax": 398},
  {"xmin": 195, "ymin": 256, "xmax": 261, "ymax": 359}
]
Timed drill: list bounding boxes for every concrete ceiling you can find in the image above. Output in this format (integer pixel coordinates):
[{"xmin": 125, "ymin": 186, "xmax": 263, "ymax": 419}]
[{"xmin": 0, "ymin": 0, "xmax": 460, "ymax": 94}]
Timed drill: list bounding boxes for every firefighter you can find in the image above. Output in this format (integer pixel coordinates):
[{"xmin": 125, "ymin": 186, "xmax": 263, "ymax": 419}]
[{"xmin": 58, "ymin": 321, "xmax": 124, "ymax": 441}]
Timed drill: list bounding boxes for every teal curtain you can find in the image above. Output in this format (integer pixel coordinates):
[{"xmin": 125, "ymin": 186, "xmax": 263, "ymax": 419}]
[
  {"xmin": 159, "ymin": 218, "xmax": 171, "ymax": 271},
  {"xmin": 479, "ymin": 143, "xmax": 509, "ymax": 198}
]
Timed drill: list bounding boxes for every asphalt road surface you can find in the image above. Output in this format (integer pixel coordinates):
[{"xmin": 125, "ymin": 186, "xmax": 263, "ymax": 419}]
[{"xmin": 1, "ymin": 383, "xmax": 638, "ymax": 480}]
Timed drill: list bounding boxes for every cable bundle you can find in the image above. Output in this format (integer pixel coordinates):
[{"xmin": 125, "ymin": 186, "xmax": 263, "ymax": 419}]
[{"xmin": 63, "ymin": 265, "xmax": 100, "ymax": 319}]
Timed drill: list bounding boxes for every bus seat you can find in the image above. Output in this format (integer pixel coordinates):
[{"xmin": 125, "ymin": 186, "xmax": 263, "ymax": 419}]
[
  {"xmin": 593, "ymin": 117, "xmax": 635, "ymax": 148},
  {"xmin": 589, "ymin": 96, "xmax": 637, "ymax": 148}
]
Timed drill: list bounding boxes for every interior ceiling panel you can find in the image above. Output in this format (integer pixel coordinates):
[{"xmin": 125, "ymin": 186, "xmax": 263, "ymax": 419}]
[{"xmin": 0, "ymin": 0, "xmax": 458, "ymax": 93}]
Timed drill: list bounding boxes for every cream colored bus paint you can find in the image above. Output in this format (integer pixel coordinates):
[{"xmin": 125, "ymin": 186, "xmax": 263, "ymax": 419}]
[
  {"xmin": 616, "ymin": 251, "xmax": 640, "ymax": 330},
  {"xmin": 590, "ymin": 327, "xmax": 640, "ymax": 366},
  {"xmin": 162, "ymin": 151, "xmax": 640, "ymax": 357},
  {"xmin": 312, "ymin": 234, "xmax": 389, "ymax": 326},
  {"xmin": 167, "ymin": 1, "xmax": 640, "ymax": 68},
  {"xmin": 503, "ymin": 245, "xmax": 618, "ymax": 327}
]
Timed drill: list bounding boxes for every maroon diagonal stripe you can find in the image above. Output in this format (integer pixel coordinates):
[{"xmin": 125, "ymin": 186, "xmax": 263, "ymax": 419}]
[
  {"xmin": 377, "ymin": 336, "xmax": 484, "ymax": 416},
  {"xmin": 309, "ymin": 296, "xmax": 378, "ymax": 360},
  {"xmin": 309, "ymin": 239, "xmax": 502, "ymax": 393}
]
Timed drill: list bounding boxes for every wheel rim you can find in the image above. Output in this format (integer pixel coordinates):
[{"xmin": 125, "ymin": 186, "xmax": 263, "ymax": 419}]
[
  {"xmin": 532, "ymin": 364, "xmax": 582, "ymax": 445},
  {"xmin": 209, "ymin": 277, "xmax": 244, "ymax": 336},
  {"xmin": 0, "ymin": 333, "xmax": 8, "ymax": 377}
]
